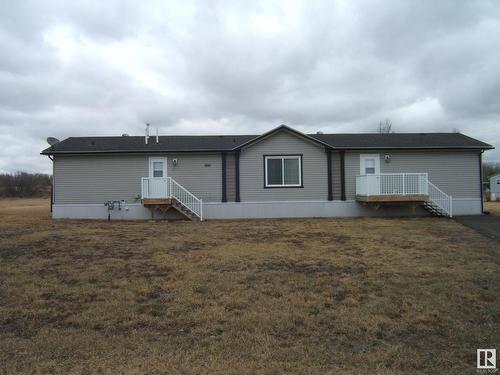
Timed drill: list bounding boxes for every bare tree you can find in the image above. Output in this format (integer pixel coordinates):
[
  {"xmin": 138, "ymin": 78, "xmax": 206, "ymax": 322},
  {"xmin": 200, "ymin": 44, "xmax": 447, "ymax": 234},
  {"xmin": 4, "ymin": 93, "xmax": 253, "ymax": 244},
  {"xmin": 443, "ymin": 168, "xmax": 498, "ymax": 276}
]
[
  {"xmin": 0, "ymin": 172, "xmax": 51, "ymax": 197},
  {"xmin": 378, "ymin": 119, "xmax": 394, "ymax": 133}
]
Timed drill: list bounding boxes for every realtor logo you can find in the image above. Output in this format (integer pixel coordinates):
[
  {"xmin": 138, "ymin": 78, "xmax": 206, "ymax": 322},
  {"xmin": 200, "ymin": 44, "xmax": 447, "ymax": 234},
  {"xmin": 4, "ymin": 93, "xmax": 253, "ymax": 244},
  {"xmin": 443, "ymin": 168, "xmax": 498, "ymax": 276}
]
[{"xmin": 477, "ymin": 349, "xmax": 496, "ymax": 369}]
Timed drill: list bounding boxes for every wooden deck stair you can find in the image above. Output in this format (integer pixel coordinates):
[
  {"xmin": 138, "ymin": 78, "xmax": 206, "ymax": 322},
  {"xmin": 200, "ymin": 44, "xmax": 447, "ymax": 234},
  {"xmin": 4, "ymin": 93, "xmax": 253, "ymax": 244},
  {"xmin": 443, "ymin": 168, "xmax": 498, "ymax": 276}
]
[
  {"xmin": 142, "ymin": 198, "xmax": 199, "ymax": 221},
  {"xmin": 141, "ymin": 177, "xmax": 203, "ymax": 221}
]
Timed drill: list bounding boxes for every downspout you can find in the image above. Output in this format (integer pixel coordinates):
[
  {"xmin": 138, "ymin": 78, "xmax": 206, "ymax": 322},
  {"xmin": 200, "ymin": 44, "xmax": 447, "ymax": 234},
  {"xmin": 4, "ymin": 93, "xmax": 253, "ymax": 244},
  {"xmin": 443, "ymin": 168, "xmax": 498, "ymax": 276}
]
[
  {"xmin": 48, "ymin": 155, "xmax": 54, "ymax": 213},
  {"xmin": 221, "ymin": 152, "xmax": 227, "ymax": 203},
  {"xmin": 479, "ymin": 150, "xmax": 484, "ymax": 214}
]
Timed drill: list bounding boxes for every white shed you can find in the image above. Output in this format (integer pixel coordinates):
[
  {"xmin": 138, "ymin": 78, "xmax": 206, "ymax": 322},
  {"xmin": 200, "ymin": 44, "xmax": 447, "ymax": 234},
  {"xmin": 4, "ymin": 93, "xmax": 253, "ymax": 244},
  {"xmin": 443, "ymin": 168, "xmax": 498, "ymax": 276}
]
[{"xmin": 490, "ymin": 173, "xmax": 500, "ymax": 200}]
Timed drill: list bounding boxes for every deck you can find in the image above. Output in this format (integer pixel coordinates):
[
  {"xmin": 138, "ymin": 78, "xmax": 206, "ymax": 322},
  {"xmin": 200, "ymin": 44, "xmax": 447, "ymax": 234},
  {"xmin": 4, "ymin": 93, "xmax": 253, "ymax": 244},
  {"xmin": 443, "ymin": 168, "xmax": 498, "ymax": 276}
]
[
  {"xmin": 356, "ymin": 194, "xmax": 429, "ymax": 202},
  {"xmin": 142, "ymin": 198, "xmax": 172, "ymax": 206},
  {"xmin": 356, "ymin": 173, "xmax": 429, "ymax": 202}
]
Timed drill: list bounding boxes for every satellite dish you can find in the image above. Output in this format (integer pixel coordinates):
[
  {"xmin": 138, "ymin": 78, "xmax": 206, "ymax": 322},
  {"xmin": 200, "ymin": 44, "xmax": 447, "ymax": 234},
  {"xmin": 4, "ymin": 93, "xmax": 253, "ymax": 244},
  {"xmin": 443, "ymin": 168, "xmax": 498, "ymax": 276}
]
[{"xmin": 46, "ymin": 137, "xmax": 60, "ymax": 146}]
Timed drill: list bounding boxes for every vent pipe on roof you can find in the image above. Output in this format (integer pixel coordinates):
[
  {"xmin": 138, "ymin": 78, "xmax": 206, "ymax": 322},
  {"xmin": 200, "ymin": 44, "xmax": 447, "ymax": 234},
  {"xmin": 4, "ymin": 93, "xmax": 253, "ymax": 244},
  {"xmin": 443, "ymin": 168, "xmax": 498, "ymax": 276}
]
[
  {"xmin": 145, "ymin": 123, "xmax": 150, "ymax": 144},
  {"xmin": 156, "ymin": 127, "xmax": 159, "ymax": 143}
]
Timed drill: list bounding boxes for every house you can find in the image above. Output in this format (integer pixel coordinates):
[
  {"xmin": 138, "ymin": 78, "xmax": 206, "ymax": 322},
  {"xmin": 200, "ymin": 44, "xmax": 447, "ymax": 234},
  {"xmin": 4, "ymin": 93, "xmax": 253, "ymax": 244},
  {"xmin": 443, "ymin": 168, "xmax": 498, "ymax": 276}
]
[
  {"xmin": 41, "ymin": 125, "xmax": 493, "ymax": 220},
  {"xmin": 490, "ymin": 173, "xmax": 500, "ymax": 201}
]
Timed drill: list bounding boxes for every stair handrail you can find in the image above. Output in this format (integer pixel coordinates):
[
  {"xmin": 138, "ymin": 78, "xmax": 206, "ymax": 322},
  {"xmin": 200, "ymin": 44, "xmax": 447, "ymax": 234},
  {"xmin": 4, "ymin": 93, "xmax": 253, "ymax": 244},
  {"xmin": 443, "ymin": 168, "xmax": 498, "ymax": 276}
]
[
  {"xmin": 427, "ymin": 179, "xmax": 453, "ymax": 217},
  {"xmin": 168, "ymin": 177, "xmax": 203, "ymax": 220}
]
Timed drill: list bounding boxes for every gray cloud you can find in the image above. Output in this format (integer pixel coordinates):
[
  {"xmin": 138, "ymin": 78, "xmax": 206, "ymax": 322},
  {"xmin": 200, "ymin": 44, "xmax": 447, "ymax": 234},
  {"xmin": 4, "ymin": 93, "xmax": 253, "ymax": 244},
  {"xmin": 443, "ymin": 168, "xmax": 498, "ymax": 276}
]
[{"xmin": 0, "ymin": 0, "xmax": 499, "ymax": 173}]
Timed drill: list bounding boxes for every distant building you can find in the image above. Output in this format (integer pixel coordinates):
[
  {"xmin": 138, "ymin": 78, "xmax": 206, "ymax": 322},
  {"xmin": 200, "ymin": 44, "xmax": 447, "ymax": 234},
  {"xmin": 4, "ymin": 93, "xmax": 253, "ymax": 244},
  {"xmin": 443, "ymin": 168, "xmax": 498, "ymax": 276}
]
[{"xmin": 490, "ymin": 173, "xmax": 500, "ymax": 201}]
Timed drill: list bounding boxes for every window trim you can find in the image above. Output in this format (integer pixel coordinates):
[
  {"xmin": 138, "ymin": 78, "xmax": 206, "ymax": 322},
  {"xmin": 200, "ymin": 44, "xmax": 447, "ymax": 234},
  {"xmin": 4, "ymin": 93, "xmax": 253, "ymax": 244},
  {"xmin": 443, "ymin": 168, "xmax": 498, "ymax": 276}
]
[{"xmin": 263, "ymin": 154, "xmax": 303, "ymax": 188}]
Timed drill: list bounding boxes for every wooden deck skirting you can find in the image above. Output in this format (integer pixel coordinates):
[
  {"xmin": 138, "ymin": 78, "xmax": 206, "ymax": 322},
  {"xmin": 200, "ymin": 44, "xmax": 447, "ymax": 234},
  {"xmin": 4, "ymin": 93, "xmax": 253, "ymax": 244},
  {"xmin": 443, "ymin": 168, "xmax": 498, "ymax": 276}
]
[
  {"xmin": 142, "ymin": 198, "xmax": 172, "ymax": 205},
  {"xmin": 356, "ymin": 194, "xmax": 429, "ymax": 202},
  {"xmin": 142, "ymin": 198, "xmax": 173, "ymax": 220},
  {"xmin": 142, "ymin": 198, "xmax": 197, "ymax": 220}
]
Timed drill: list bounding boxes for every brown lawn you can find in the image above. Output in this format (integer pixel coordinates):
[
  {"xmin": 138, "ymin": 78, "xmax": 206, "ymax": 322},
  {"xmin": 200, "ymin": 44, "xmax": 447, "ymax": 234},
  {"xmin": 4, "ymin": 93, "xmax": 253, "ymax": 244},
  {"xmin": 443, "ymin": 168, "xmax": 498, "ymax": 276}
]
[
  {"xmin": 485, "ymin": 201, "xmax": 500, "ymax": 216},
  {"xmin": 0, "ymin": 199, "xmax": 499, "ymax": 374}
]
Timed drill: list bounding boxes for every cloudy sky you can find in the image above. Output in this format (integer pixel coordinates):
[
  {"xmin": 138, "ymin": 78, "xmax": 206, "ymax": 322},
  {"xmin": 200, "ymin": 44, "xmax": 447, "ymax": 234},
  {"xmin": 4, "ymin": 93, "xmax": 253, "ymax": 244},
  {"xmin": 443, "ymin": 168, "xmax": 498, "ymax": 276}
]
[{"xmin": 1, "ymin": 0, "xmax": 499, "ymax": 174}]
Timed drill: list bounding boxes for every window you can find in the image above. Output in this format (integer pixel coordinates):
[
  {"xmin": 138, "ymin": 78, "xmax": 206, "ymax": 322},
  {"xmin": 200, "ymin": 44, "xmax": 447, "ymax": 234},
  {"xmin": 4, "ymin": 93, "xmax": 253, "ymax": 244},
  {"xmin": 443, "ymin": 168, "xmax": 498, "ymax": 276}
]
[
  {"xmin": 497, "ymin": 179, "xmax": 500, "ymax": 185},
  {"xmin": 360, "ymin": 154, "xmax": 380, "ymax": 175},
  {"xmin": 264, "ymin": 155, "xmax": 302, "ymax": 187},
  {"xmin": 149, "ymin": 157, "xmax": 167, "ymax": 178},
  {"xmin": 364, "ymin": 159, "xmax": 375, "ymax": 174},
  {"xmin": 152, "ymin": 162, "xmax": 164, "ymax": 177}
]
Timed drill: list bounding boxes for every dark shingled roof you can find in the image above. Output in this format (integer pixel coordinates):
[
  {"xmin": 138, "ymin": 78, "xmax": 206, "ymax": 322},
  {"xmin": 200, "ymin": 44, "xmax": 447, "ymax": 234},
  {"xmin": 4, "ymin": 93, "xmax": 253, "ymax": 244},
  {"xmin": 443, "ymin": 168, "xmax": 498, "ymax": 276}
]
[
  {"xmin": 310, "ymin": 132, "xmax": 493, "ymax": 150},
  {"xmin": 41, "ymin": 135, "xmax": 256, "ymax": 154},
  {"xmin": 41, "ymin": 129, "xmax": 493, "ymax": 155}
]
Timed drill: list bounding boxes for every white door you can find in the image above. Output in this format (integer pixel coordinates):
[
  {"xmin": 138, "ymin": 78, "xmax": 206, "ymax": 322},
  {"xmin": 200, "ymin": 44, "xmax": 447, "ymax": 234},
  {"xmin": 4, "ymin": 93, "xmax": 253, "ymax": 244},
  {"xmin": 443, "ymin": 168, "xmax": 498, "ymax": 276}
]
[
  {"xmin": 148, "ymin": 157, "xmax": 168, "ymax": 198},
  {"xmin": 360, "ymin": 154, "xmax": 380, "ymax": 195},
  {"xmin": 360, "ymin": 154, "xmax": 380, "ymax": 175}
]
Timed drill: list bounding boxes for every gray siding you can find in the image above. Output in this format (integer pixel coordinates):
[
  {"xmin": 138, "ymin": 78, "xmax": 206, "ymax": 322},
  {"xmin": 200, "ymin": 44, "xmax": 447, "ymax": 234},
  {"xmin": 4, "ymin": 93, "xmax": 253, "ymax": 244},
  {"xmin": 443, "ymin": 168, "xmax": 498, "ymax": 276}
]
[
  {"xmin": 226, "ymin": 152, "xmax": 236, "ymax": 202},
  {"xmin": 331, "ymin": 152, "xmax": 342, "ymax": 200},
  {"xmin": 54, "ymin": 153, "xmax": 223, "ymax": 204},
  {"xmin": 344, "ymin": 153, "xmax": 359, "ymax": 200},
  {"xmin": 167, "ymin": 153, "xmax": 222, "ymax": 202},
  {"xmin": 239, "ymin": 130, "xmax": 328, "ymax": 201},
  {"xmin": 344, "ymin": 150, "xmax": 480, "ymax": 199},
  {"xmin": 54, "ymin": 155, "xmax": 147, "ymax": 204},
  {"xmin": 54, "ymin": 146, "xmax": 481, "ymax": 206}
]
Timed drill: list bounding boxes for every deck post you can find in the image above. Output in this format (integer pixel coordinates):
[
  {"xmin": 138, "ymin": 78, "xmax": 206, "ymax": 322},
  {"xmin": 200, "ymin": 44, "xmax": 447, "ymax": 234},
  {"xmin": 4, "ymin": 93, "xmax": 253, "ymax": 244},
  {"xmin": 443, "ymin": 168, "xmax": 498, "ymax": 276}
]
[{"xmin": 450, "ymin": 195, "xmax": 453, "ymax": 218}]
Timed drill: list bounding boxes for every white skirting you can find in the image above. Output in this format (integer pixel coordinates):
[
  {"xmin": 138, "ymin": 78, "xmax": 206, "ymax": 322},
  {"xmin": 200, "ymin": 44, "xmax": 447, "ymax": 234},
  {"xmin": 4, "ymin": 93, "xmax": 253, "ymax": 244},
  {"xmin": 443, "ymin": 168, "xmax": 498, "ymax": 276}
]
[
  {"xmin": 203, "ymin": 200, "xmax": 429, "ymax": 219},
  {"xmin": 52, "ymin": 203, "xmax": 183, "ymax": 220},
  {"xmin": 52, "ymin": 198, "xmax": 482, "ymax": 220}
]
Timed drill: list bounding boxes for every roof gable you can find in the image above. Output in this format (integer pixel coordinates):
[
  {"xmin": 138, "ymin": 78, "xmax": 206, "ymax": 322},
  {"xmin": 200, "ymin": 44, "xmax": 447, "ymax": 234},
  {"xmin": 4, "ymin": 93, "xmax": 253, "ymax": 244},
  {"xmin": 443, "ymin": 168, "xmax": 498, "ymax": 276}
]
[{"xmin": 236, "ymin": 124, "xmax": 331, "ymax": 151}]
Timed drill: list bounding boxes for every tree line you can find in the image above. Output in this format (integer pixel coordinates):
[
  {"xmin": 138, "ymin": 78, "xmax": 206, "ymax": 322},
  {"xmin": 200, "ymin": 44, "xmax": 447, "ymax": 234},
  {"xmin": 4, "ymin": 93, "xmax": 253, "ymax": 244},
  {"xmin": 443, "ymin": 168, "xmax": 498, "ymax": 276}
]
[{"xmin": 0, "ymin": 172, "xmax": 51, "ymax": 198}]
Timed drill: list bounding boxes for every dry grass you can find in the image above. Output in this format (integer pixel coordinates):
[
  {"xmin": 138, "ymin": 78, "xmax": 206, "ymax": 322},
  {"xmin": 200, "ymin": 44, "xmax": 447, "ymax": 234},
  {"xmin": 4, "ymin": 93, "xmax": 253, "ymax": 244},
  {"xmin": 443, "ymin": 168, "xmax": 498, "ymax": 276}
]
[
  {"xmin": 485, "ymin": 201, "xmax": 500, "ymax": 215},
  {"xmin": 0, "ymin": 199, "xmax": 498, "ymax": 374}
]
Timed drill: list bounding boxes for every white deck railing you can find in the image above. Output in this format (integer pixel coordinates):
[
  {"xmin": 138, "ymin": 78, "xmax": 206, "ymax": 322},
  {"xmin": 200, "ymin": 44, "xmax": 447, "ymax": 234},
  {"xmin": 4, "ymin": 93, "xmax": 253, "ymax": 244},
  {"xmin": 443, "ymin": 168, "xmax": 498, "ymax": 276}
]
[
  {"xmin": 141, "ymin": 177, "xmax": 203, "ymax": 220},
  {"xmin": 356, "ymin": 173, "xmax": 429, "ymax": 196},
  {"xmin": 355, "ymin": 173, "xmax": 452, "ymax": 217}
]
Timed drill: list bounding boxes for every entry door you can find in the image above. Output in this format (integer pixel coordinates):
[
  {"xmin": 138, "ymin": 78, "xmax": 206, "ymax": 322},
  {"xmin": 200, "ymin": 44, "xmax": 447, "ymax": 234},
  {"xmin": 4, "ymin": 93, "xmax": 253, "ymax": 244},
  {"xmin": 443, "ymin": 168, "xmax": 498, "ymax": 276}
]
[
  {"xmin": 360, "ymin": 154, "xmax": 380, "ymax": 194},
  {"xmin": 148, "ymin": 157, "xmax": 168, "ymax": 198}
]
